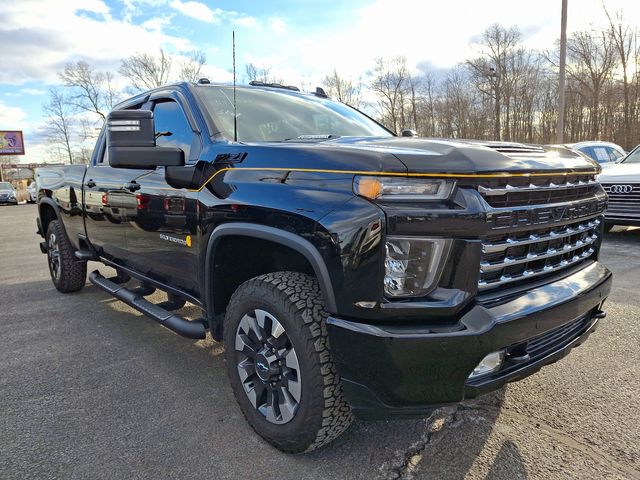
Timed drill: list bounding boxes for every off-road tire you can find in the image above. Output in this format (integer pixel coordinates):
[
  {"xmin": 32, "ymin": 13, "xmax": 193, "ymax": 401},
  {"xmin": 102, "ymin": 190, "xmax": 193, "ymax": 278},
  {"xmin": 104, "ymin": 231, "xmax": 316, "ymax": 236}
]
[
  {"xmin": 224, "ymin": 271, "xmax": 353, "ymax": 453},
  {"xmin": 46, "ymin": 220, "xmax": 87, "ymax": 293}
]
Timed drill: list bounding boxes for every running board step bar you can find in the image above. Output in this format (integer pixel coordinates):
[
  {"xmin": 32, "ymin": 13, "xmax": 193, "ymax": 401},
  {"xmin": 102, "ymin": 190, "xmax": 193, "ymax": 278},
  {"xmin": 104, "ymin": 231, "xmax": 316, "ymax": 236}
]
[
  {"xmin": 89, "ymin": 270, "xmax": 206, "ymax": 339},
  {"xmin": 75, "ymin": 249, "xmax": 97, "ymax": 261}
]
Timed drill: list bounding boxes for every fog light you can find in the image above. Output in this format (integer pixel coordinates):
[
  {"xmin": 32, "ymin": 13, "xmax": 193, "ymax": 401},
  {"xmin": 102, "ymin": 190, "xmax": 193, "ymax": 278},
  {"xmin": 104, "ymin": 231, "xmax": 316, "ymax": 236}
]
[{"xmin": 469, "ymin": 350, "xmax": 505, "ymax": 379}]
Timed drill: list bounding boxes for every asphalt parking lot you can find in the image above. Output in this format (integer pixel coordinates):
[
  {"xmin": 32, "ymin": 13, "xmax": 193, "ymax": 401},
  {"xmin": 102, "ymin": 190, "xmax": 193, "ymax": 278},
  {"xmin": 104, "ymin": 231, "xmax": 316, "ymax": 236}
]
[{"xmin": 1, "ymin": 204, "xmax": 639, "ymax": 480}]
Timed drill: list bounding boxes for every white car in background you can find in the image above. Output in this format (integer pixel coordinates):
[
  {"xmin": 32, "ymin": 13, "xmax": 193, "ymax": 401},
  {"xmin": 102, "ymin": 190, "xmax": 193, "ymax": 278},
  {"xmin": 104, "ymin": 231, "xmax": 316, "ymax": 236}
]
[
  {"xmin": 27, "ymin": 181, "xmax": 37, "ymax": 203},
  {"xmin": 598, "ymin": 144, "xmax": 640, "ymax": 231},
  {"xmin": 567, "ymin": 141, "xmax": 626, "ymax": 165}
]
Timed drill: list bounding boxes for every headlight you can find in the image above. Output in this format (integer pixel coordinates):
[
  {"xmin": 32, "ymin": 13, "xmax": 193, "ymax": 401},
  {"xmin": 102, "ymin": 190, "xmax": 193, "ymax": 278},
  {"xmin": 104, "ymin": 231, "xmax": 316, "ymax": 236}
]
[
  {"xmin": 354, "ymin": 176, "xmax": 455, "ymax": 201},
  {"xmin": 384, "ymin": 237, "xmax": 451, "ymax": 297}
]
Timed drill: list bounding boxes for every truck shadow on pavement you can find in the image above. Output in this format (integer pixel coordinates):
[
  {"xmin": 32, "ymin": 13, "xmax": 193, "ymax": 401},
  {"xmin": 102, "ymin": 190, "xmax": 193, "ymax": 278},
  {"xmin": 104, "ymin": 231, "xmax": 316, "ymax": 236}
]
[{"xmin": 1, "ymin": 277, "xmax": 525, "ymax": 480}]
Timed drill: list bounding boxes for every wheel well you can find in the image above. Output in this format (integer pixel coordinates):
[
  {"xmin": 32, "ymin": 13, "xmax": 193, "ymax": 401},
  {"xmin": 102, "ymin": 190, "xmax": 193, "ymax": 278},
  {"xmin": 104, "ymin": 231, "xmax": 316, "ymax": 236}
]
[
  {"xmin": 212, "ymin": 236, "xmax": 315, "ymax": 318},
  {"xmin": 39, "ymin": 203, "xmax": 58, "ymax": 235}
]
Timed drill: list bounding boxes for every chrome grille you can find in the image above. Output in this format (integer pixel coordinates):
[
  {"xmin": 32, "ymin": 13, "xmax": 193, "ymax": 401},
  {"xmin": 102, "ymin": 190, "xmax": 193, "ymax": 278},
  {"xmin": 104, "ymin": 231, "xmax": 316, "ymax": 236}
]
[
  {"xmin": 478, "ymin": 173, "xmax": 598, "ymax": 207},
  {"xmin": 601, "ymin": 183, "xmax": 640, "ymax": 220},
  {"xmin": 479, "ymin": 218, "xmax": 600, "ymax": 291}
]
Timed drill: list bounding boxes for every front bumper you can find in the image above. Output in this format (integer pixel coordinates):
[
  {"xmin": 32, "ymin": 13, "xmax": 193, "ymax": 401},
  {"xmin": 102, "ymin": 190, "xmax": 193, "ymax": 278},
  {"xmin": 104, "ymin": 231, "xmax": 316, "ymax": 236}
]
[
  {"xmin": 0, "ymin": 198, "xmax": 18, "ymax": 205},
  {"xmin": 327, "ymin": 261, "xmax": 612, "ymax": 419}
]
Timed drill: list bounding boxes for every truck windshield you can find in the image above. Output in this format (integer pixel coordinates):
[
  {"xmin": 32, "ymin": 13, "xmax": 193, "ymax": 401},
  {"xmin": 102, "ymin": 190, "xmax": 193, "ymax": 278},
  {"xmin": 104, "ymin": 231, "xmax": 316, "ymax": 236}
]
[
  {"xmin": 196, "ymin": 86, "xmax": 393, "ymax": 142},
  {"xmin": 0, "ymin": 182, "xmax": 14, "ymax": 189}
]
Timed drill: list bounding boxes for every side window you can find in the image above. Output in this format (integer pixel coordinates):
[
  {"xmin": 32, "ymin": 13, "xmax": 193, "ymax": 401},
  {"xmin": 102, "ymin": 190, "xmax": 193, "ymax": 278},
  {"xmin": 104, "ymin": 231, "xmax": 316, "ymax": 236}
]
[
  {"xmin": 608, "ymin": 147, "xmax": 624, "ymax": 161},
  {"xmin": 578, "ymin": 147, "xmax": 595, "ymax": 161},
  {"xmin": 152, "ymin": 100, "xmax": 195, "ymax": 160},
  {"xmin": 591, "ymin": 147, "xmax": 611, "ymax": 163}
]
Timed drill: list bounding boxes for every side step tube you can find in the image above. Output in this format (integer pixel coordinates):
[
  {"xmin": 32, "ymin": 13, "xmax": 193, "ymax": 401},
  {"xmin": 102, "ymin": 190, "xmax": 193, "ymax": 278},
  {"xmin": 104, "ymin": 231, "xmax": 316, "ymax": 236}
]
[{"xmin": 89, "ymin": 270, "xmax": 206, "ymax": 339}]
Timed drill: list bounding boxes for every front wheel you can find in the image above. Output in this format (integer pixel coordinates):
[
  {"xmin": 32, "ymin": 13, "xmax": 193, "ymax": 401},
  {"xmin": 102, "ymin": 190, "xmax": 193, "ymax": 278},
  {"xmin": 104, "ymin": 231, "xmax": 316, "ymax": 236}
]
[
  {"xmin": 46, "ymin": 220, "xmax": 87, "ymax": 293},
  {"xmin": 224, "ymin": 272, "xmax": 353, "ymax": 453}
]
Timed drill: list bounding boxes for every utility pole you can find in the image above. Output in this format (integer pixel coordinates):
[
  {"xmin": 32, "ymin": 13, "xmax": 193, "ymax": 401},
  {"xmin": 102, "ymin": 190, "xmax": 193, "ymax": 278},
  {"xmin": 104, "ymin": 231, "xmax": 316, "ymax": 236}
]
[{"xmin": 557, "ymin": 0, "xmax": 568, "ymax": 143}]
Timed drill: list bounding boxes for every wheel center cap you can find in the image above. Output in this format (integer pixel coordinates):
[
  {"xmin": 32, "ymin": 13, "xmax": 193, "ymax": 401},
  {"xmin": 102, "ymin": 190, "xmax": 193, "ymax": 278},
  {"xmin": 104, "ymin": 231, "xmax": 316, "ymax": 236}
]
[{"xmin": 255, "ymin": 354, "xmax": 273, "ymax": 381}]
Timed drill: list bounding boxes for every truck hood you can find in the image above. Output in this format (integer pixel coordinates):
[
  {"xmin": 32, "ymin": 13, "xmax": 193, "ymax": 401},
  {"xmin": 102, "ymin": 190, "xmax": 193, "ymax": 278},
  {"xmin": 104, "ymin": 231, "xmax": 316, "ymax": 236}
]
[
  {"xmin": 256, "ymin": 137, "xmax": 600, "ymax": 175},
  {"xmin": 324, "ymin": 137, "xmax": 599, "ymax": 175},
  {"xmin": 0, "ymin": 189, "xmax": 15, "ymax": 194},
  {"xmin": 597, "ymin": 162, "xmax": 640, "ymax": 181}
]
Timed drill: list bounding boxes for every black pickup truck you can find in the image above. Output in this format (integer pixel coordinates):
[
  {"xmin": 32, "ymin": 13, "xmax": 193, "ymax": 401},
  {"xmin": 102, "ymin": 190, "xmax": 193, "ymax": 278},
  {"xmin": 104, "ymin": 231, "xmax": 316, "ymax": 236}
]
[{"xmin": 36, "ymin": 80, "xmax": 612, "ymax": 453}]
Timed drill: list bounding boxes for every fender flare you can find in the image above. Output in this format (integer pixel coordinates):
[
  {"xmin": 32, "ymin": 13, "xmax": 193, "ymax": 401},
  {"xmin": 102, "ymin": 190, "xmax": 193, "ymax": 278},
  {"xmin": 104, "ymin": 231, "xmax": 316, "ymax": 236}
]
[
  {"xmin": 204, "ymin": 222, "xmax": 338, "ymax": 319},
  {"xmin": 37, "ymin": 197, "xmax": 63, "ymax": 235}
]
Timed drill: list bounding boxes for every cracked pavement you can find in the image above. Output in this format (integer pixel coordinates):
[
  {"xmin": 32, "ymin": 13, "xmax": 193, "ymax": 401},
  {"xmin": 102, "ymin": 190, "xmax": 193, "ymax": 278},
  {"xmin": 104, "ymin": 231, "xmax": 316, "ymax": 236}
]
[{"xmin": 1, "ymin": 205, "xmax": 639, "ymax": 479}]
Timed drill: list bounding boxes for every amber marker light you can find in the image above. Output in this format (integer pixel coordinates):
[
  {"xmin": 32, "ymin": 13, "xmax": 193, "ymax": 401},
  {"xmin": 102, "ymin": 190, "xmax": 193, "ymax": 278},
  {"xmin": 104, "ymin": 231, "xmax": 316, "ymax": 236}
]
[{"xmin": 354, "ymin": 176, "xmax": 383, "ymax": 199}]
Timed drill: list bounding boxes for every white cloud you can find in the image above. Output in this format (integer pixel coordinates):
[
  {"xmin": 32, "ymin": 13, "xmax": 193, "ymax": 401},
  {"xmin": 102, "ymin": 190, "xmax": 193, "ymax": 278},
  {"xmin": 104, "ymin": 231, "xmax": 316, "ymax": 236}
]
[
  {"xmin": 0, "ymin": 101, "xmax": 28, "ymax": 128},
  {"xmin": 244, "ymin": 0, "xmax": 640, "ymax": 92},
  {"xmin": 78, "ymin": 0, "xmax": 110, "ymax": 15},
  {"xmin": 141, "ymin": 14, "xmax": 174, "ymax": 33},
  {"xmin": 233, "ymin": 16, "xmax": 258, "ymax": 28},
  {"xmin": 20, "ymin": 88, "xmax": 47, "ymax": 96},
  {"xmin": 169, "ymin": 0, "xmax": 222, "ymax": 24},
  {"xmin": 0, "ymin": 0, "xmax": 193, "ymax": 85},
  {"xmin": 268, "ymin": 17, "xmax": 286, "ymax": 34}
]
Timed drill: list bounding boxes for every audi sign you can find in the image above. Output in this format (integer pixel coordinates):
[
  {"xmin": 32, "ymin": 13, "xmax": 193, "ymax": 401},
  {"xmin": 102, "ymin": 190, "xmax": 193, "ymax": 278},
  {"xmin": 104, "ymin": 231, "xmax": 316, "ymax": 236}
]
[{"xmin": 609, "ymin": 185, "xmax": 633, "ymax": 194}]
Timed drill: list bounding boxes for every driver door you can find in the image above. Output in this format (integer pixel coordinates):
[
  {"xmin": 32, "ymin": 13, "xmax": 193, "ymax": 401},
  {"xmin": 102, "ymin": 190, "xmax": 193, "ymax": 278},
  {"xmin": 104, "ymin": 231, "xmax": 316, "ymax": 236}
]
[{"xmin": 118, "ymin": 97, "xmax": 202, "ymax": 297}]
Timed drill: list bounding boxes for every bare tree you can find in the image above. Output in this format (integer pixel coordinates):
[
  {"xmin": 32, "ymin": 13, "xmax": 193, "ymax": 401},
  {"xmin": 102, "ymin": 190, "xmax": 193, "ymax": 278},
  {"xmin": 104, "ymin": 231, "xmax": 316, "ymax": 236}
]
[
  {"xmin": 59, "ymin": 61, "xmax": 115, "ymax": 122},
  {"xmin": 370, "ymin": 56, "xmax": 410, "ymax": 133},
  {"xmin": 605, "ymin": 8, "xmax": 636, "ymax": 148},
  {"xmin": 42, "ymin": 88, "xmax": 75, "ymax": 165},
  {"xmin": 467, "ymin": 24, "xmax": 522, "ymax": 140},
  {"xmin": 179, "ymin": 50, "xmax": 207, "ymax": 82},
  {"xmin": 244, "ymin": 63, "xmax": 283, "ymax": 84},
  {"xmin": 120, "ymin": 49, "xmax": 172, "ymax": 91},
  {"xmin": 566, "ymin": 29, "xmax": 615, "ymax": 139},
  {"xmin": 322, "ymin": 70, "xmax": 363, "ymax": 107}
]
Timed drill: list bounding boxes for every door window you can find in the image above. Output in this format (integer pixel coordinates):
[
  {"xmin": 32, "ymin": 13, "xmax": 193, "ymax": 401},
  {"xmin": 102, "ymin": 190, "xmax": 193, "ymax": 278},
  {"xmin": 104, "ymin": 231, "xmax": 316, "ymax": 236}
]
[
  {"xmin": 152, "ymin": 100, "xmax": 196, "ymax": 160},
  {"xmin": 591, "ymin": 147, "xmax": 611, "ymax": 163}
]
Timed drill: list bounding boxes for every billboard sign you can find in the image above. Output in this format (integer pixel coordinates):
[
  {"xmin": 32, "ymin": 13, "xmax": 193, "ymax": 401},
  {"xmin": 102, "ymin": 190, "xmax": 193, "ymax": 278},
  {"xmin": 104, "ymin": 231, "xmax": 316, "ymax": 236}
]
[{"xmin": 0, "ymin": 131, "xmax": 25, "ymax": 155}]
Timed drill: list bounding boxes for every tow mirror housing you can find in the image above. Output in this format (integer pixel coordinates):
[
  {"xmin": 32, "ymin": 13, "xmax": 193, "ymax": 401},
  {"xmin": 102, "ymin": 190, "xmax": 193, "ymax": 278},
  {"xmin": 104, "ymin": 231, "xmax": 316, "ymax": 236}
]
[
  {"xmin": 165, "ymin": 160, "xmax": 219, "ymax": 190},
  {"xmin": 401, "ymin": 129, "xmax": 418, "ymax": 137},
  {"xmin": 107, "ymin": 109, "xmax": 185, "ymax": 169}
]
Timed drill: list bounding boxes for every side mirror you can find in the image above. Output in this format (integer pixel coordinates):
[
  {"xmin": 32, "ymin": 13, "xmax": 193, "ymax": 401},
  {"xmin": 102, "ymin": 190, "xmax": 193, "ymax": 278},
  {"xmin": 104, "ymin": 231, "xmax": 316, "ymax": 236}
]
[
  {"xmin": 165, "ymin": 160, "xmax": 219, "ymax": 190},
  {"xmin": 401, "ymin": 128, "xmax": 418, "ymax": 137},
  {"xmin": 107, "ymin": 109, "xmax": 185, "ymax": 169}
]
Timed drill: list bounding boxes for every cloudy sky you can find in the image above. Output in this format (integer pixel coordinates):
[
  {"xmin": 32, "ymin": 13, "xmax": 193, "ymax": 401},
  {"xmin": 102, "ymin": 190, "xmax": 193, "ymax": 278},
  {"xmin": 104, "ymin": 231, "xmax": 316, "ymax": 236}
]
[{"xmin": 1, "ymin": 0, "xmax": 638, "ymax": 163}]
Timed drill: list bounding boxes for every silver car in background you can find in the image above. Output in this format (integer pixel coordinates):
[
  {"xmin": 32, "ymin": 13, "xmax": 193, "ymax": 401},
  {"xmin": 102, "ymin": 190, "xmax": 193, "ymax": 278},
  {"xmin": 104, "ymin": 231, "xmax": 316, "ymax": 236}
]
[
  {"xmin": 567, "ymin": 141, "xmax": 626, "ymax": 164},
  {"xmin": 0, "ymin": 182, "xmax": 18, "ymax": 205}
]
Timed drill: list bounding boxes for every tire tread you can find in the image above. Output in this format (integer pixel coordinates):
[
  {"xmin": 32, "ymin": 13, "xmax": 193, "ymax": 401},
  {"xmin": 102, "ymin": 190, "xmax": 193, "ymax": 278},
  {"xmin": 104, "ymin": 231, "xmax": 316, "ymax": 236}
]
[{"xmin": 225, "ymin": 271, "xmax": 353, "ymax": 453}]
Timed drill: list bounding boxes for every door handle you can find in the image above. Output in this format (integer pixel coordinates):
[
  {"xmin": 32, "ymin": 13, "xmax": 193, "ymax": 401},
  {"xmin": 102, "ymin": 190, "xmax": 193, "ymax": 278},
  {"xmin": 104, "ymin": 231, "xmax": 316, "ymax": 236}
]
[
  {"xmin": 125, "ymin": 181, "xmax": 141, "ymax": 192},
  {"xmin": 86, "ymin": 179, "xmax": 96, "ymax": 188}
]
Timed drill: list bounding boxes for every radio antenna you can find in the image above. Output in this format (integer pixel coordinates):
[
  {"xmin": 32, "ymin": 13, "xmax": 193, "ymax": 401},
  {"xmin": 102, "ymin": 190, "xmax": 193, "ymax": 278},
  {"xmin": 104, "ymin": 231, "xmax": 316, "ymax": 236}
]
[{"xmin": 232, "ymin": 30, "xmax": 238, "ymax": 142}]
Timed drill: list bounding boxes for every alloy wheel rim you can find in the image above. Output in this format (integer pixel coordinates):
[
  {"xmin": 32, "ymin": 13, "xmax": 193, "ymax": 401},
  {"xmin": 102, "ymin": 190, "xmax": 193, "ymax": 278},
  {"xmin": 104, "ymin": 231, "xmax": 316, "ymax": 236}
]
[
  {"xmin": 235, "ymin": 308, "xmax": 301, "ymax": 424},
  {"xmin": 48, "ymin": 233, "xmax": 60, "ymax": 280}
]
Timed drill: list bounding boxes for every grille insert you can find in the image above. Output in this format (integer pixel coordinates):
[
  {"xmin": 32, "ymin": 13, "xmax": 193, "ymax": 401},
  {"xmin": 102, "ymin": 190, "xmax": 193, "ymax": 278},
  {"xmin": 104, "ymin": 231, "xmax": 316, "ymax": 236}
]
[
  {"xmin": 478, "ymin": 173, "xmax": 598, "ymax": 207},
  {"xmin": 479, "ymin": 218, "xmax": 600, "ymax": 291},
  {"xmin": 601, "ymin": 183, "xmax": 640, "ymax": 220}
]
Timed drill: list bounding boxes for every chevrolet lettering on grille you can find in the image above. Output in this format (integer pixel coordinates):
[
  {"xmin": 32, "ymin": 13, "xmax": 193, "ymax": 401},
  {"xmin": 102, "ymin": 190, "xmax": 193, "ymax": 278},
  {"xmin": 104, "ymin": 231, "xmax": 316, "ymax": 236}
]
[{"xmin": 487, "ymin": 199, "xmax": 607, "ymax": 230}]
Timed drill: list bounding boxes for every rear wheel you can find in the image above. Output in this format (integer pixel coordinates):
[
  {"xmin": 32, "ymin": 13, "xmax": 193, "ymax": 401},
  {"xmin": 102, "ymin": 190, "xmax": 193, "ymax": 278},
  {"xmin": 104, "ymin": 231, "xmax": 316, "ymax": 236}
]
[
  {"xmin": 224, "ymin": 271, "xmax": 353, "ymax": 453},
  {"xmin": 46, "ymin": 220, "xmax": 87, "ymax": 293}
]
